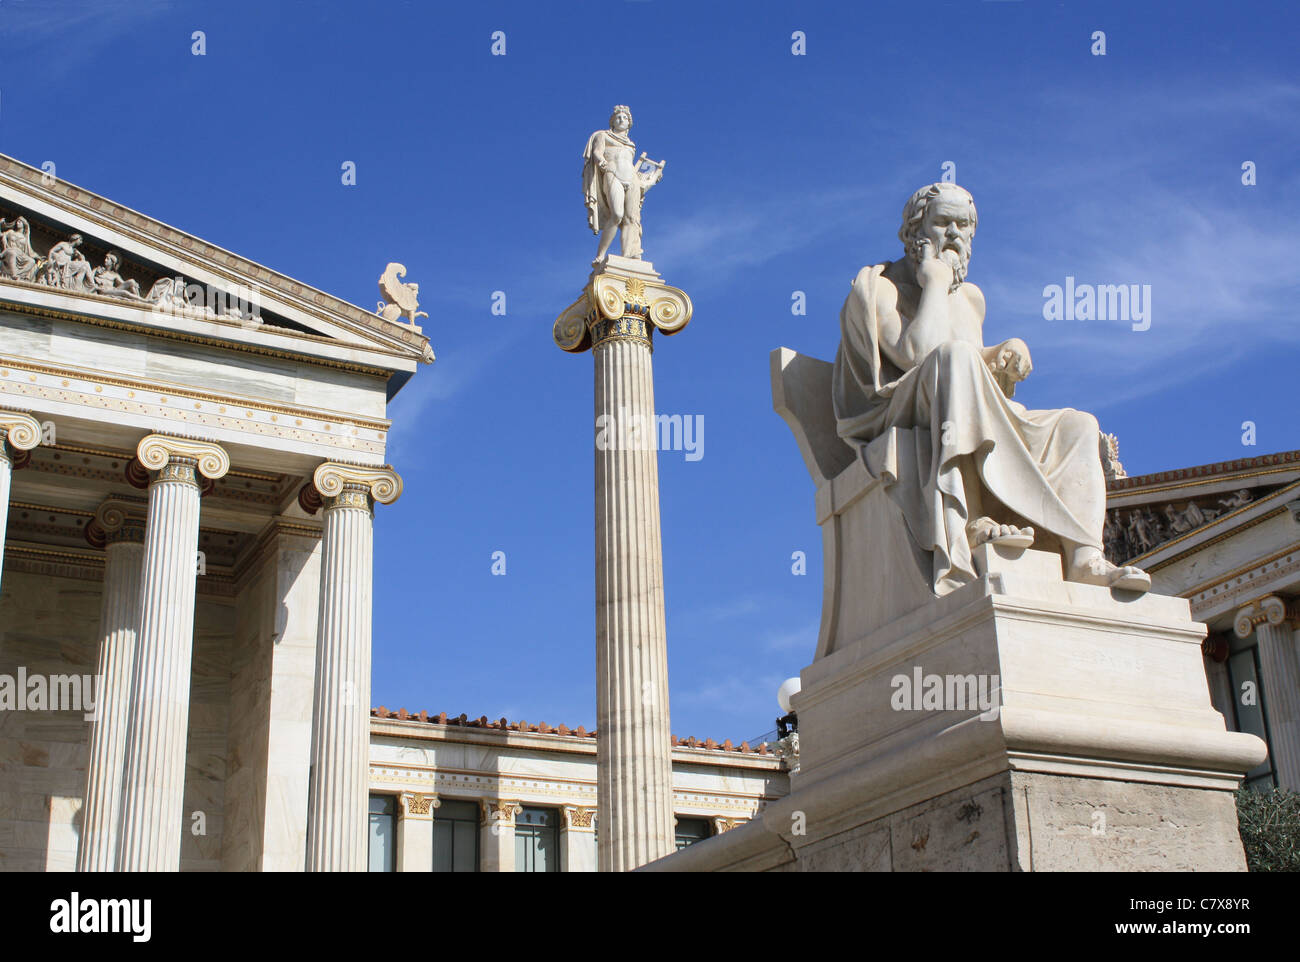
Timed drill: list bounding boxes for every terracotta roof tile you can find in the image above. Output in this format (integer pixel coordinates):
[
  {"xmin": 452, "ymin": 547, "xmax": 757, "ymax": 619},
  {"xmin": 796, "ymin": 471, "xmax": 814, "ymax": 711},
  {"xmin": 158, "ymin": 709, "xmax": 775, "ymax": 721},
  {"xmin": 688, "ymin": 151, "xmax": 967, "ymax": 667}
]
[{"xmin": 370, "ymin": 709, "xmax": 769, "ymax": 753}]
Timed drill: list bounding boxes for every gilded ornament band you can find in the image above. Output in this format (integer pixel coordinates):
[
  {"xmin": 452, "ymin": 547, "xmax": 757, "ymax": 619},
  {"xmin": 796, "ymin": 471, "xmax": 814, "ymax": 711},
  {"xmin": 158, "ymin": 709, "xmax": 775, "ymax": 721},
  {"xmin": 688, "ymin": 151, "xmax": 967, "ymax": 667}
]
[
  {"xmin": 591, "ymin": 314, "xmax": 652, "ymax": 349},
  {"xmin": 324, "ymin": 484, "xmax": 373, "ymax": 514}
]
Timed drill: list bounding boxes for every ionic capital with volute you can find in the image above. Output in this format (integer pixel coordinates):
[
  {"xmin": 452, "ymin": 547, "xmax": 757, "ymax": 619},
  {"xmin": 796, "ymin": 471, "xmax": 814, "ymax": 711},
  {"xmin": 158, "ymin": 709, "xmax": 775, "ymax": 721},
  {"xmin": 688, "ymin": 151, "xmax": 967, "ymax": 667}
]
[
  {"xmin": 1234, "ymin": 594, "xmax": 1300, "ymax": 638},
  {"xmin": 553, "ymin": 264, "xmax": 693, "ymax": 354},
  {"xmin": 0, "ymin": 410, "xmax": 43, "ymax": 463},
  {"xmin": 136, "ymin": 434, "xmax": 230, "ymax": 487},
  {"xmin": 312, "ymin": 462, "xmax": 403, "ymax": 513},
  {"xmin": 85, "ymin": 497, "xmax": 147, "ymax": 548}
]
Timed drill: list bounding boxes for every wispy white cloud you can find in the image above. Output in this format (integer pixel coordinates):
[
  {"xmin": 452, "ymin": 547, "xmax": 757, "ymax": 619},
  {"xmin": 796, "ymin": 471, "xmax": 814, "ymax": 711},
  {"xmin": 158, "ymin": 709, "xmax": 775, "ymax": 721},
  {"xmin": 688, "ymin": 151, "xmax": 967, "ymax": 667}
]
[
  {"xmin": 679, "ymin": 595, "xmax": 764, "ymax": 624},
  {"xmin": 0, "ymin": 0, "xmax": 175, "ymax": 82},
  {"xmin": 673, "ymin": 672, "xmax": 785, "ymax": 739},
  {"xmin": 646, "ymin": 185, "xmax": 881, "ymax": 288},
  {"xmin": 763, "ymin": 618, "xmax": 819, "ymax": 654}
]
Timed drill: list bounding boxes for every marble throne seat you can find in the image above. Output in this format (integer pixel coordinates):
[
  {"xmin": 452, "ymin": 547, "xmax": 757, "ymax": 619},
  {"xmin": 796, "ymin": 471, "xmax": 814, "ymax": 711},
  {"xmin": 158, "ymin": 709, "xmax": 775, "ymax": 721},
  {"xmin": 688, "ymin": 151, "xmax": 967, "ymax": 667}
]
[{"xmin": 770, "ymin": 347, "xmax": 936, "ymax": 657}]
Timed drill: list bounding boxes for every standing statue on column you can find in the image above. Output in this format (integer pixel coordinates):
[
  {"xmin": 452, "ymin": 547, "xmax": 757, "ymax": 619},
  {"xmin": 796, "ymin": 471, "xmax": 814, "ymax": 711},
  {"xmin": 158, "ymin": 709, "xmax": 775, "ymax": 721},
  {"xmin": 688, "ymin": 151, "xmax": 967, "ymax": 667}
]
[
  {"xmin": 582, "ymin": 105, "xmax": 666, "ymax": 266},
  {"xmin": 832, "ymin": 182, "xmax": 1150, "ymax": 595}
]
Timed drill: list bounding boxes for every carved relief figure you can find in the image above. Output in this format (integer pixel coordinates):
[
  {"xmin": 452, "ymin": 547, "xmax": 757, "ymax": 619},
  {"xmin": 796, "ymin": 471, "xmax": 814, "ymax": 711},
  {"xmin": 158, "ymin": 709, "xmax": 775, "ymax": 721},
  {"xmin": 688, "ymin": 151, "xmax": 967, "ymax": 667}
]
[
  {"xmin": 92, "ymin": 251, "xmax": 142, "ymax": 299},
  {"xmin": 145, "ymin": 276, "xmax": 188, "ymax": 310},
  {"xmin": 1218, "ymin": 489, "xmax": 1253, "ymax": 511},
  {"xmin": 41, "ymin": 233, "xmax": 97, "ymax": 292},
  {"xmin": 832, "ymin": 183, "xmax": 1150, "ymax": 594},
  {"xmin": 1126, "ymin": 509, "xmax": 1155, "ymax": 554},
  {"xmin": 582, "ymin": 105, "xmax": 665, "ymax": 264},
  {"xmin": 1, "ymin": 216, "xmax": 43, "ymax": 282}
]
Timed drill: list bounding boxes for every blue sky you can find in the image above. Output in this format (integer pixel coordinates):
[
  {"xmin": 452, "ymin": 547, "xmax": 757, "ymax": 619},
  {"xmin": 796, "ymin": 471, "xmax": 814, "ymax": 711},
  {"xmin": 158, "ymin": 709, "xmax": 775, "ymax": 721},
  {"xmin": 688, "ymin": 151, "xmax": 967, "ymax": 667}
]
[{"xmin": 3, "ymin": 0, "xmax": 1297, "ymax": 742}]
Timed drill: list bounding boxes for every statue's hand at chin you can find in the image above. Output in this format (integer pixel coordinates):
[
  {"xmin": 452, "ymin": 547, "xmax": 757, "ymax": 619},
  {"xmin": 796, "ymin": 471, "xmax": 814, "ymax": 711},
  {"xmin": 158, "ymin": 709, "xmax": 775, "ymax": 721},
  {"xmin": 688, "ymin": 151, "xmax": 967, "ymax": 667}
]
[{"xmin": 911, "ymin": 239, "xmax": 953, "ymax": 291}]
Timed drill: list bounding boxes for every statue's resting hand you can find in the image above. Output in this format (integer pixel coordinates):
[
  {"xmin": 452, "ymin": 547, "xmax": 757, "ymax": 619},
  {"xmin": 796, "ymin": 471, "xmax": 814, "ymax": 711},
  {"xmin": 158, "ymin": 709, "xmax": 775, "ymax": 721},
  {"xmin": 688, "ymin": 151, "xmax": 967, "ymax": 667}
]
[{"xmin": 990, "ymin": 337, "xmax": 1032, "ymax": 382}]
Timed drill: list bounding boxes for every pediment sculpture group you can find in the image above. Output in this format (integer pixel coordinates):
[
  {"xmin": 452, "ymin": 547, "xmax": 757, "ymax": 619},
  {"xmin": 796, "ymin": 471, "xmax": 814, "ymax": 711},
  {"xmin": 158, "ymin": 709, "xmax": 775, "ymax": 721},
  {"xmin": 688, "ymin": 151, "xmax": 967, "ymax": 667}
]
[{"xmin": 2, "ymin": 214, "xmax": 202, "ymax": 311}]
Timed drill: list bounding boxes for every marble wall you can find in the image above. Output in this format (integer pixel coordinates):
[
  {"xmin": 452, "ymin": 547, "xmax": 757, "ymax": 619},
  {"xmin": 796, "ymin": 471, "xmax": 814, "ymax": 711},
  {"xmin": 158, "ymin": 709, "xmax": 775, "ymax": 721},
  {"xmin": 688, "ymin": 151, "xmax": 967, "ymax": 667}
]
[
  {"xmin": 0, "ymin": 568, "xmax": 235, "ymax": 871},
  {"xmin": 0, "ymin": 570, "xmax": 100, "ymax": 871},
  {"xmin": 221, "ymin": 529, "xmax": 320, "ymax": 871}
]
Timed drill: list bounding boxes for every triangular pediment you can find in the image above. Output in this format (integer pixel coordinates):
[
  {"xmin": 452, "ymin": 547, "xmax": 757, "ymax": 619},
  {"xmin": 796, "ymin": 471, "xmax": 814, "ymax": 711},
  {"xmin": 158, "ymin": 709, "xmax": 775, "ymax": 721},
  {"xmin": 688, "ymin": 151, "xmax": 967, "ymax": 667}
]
[{"xmin": 0, "ymin": 152, "xmax": 433, "ymax": 374}]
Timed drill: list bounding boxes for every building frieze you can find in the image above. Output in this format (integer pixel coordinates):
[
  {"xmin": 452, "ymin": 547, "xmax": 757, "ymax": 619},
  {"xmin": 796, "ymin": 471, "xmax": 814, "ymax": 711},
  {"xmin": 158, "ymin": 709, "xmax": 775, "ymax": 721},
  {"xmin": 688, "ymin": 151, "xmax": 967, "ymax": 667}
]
[
  {"xmin": 0, "ymin": 297, "xmax": 406, "ymax": 378},
  {"xmin": 0, "ymin": 355, "xmax": 391, "ymax": 457}
]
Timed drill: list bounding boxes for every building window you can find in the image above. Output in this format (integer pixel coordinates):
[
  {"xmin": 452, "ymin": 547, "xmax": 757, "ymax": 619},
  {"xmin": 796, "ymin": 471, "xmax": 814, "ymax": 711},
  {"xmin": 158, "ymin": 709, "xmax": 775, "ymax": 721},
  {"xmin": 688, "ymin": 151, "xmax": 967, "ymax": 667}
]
[
  {"xmin": 368, "ymin": 795, "xmax": 396, "ymax": 872},
  {"xmin": 433, "ymin": 799, "xmax": 480, "ymax": 872},
  {"xmin": 515, "ymin": 806, "xmax": 559, "ymax": 872},
  {"xmin": 675, "ymin": 817, "xmax": 712, "ymax": 850},
  {"xmin": 1227, "ymin": 640, "xmax": 1278, "ymax": 790}
]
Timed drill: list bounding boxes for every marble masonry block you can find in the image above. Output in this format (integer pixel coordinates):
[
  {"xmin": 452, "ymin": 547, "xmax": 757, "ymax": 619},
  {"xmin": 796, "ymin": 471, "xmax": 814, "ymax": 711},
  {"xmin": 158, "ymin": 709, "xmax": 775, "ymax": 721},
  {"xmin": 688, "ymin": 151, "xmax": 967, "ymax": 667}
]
[{"xmin": 0, "ymin": 571, "xmax": 100, "ymax": 873}]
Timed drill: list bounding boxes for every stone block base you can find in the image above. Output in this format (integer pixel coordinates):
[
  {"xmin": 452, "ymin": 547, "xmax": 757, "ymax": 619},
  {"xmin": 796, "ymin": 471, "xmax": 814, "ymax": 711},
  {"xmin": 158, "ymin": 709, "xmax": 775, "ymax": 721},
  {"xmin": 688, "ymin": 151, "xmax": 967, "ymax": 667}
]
[
  {"xmin": 645, "ymin": 544, "xmax": 1263, "ymax": 873},
  {"xmin": 784, "ymin": 770, "xmax": 1246, "ymax": 872}
]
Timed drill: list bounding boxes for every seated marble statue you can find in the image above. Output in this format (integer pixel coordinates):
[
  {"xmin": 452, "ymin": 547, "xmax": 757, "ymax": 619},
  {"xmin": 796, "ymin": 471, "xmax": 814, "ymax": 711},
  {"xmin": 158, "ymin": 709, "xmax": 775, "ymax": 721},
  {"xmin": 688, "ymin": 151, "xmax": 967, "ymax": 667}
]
[{"xmin": 832, "ymin": 182, "xmax": 1149, "ymax": 596}]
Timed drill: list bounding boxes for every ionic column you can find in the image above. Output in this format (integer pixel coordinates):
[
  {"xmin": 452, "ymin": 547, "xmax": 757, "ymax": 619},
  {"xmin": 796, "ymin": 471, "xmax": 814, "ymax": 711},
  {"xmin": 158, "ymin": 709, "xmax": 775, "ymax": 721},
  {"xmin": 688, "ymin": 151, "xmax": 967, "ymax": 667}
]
[
  {"xmin": 554, "ymin": 260, "xmax": 692, "ymax": 871},
  {"xmin": 305, "ymin": 462, "xmax": 402, "ymax": 872},
  {"xmin": 117, "ymin": 435, "xmax": 229, "ymax": 871},
  {"xmin": 0, "ymin": 411, "xmax": 43, "ymax": 589},
  {"xmin": 77, "ymin": 500, "xmax": 146, "ymax": 872},
  {"xmin": 1237, "ymin": 596, "xmax": 1300, "ymax": 790}
]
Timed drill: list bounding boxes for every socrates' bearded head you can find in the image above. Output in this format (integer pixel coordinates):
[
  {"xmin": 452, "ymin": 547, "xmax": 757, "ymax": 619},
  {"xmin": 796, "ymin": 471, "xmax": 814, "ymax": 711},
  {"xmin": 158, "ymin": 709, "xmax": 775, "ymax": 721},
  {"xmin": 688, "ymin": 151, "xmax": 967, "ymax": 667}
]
[{"xmin": 899, "ymin": 183, "xmax": 978, "ymax": 292}]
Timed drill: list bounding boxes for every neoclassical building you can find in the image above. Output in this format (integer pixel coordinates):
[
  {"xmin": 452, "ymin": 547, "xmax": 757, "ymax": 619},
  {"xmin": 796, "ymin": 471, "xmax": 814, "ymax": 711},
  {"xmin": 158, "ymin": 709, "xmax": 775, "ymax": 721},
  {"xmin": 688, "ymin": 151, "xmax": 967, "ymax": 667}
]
[
  {"xmin": 366, "ymin": 709, "xmax": 788, "ymax": 872},
  {"xmin": 1104, "ymin": 447, "xmax": 1300, "ymax": 792},
  {"xmin": 0, "ymin": 151, "xmax": 432, "ymax": 871}
]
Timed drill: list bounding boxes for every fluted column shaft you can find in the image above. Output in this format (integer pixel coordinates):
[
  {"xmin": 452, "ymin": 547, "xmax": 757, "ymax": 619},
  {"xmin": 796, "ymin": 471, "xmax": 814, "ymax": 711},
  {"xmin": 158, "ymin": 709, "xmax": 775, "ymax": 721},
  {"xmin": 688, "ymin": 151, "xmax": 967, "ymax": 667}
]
[
  {"xmin": 306, "ymin": 485, "xmax": 374, "ymax": 871},
  {"xmin": 0, "ymin": 444, "xmax": 11, "ymax": 583},
  {"xmin": 594, "ymin": 332, "xmax": 675, "ymax": 872},
  {"xmin": 305, "ymin": 462, "xmax": 401, "ymax": 872},
  {"xmin": 117, "ymin": 435, "xmax": 228, "ymax": 871},
  {"xmin": 78, "ymin": 509, "xmax": 145, "ymax": 871},
  {"xmin": 1257, "ymin": 619, "xmax": 1300, "ymax": 790}
]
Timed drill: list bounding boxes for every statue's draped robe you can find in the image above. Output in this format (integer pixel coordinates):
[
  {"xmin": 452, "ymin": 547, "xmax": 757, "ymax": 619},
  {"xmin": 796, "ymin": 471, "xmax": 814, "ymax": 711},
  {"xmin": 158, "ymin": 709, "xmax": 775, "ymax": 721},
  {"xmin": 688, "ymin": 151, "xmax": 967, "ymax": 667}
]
[{"xmin": 832, "ymin": 263, "xmax": 1105, "ymax": 595}]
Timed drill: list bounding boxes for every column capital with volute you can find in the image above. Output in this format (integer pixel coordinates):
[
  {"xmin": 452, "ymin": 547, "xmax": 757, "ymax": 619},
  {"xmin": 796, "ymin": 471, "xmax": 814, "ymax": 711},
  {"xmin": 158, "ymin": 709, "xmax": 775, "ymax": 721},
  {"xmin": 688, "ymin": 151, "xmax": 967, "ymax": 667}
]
[
  {"xmin": 85, "ymin": 497, "xmax": 148, "ymax": 548},
  {"xmin": 311, "ymin": 462, "xmax": 403, "ymax": 511},
  {"xmin": 136, "ymin": 434, "xmax": 230, "ymax": 486},
  {"xmin": 1234, "ymin": 595, "xmax": 1300, "ymax": 638},
  {"xmin": 0, "ymin": 409, "xmax": 43, "ymax": 462}
]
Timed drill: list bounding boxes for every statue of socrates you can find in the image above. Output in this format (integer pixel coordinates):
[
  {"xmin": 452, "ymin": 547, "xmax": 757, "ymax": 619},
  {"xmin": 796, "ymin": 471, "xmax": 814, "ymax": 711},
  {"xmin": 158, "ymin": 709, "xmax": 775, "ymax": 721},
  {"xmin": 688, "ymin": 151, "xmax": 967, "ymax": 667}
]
[{"xmin": 832, "ymin": 182, "xmax": 1150, "ymax": 596}]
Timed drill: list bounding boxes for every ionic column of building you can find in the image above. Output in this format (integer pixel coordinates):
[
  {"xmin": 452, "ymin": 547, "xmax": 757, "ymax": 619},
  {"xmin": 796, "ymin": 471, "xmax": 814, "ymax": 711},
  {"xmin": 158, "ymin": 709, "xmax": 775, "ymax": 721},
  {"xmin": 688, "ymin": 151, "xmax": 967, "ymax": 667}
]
[
  {"xmin": 117, "ymin": 435, "xmax": 229, "ymax": 871},
  {"xmin": 1236, "ymin": 595, "xmax": 1300, "ymax": 790},
  {"xmin": 304, "ymin": 462, "xmax": 402, "ymax": 872},
  {"xmin": 553, "ymin": 260, "xmax": 693, "ymax": 871},
  {"xmin": 77, "ymin": 499, "xmax": 146, "ymax": 872},
  {"xmin": 0, "ymin": 411, "xmax": 44, "ymax": 590}
]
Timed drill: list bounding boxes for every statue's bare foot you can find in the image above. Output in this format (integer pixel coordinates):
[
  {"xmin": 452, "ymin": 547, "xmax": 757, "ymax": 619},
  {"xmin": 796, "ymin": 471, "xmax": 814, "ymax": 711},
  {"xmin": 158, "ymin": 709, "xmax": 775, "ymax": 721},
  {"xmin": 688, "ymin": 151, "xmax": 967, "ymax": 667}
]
[
  {"xmin": 967, "ymin": 517, "xmax": 1035, "ymax": 549},
  {"xmin": 1067, "ymin": 554, "xmax": 1151, "ymax": 593}
]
